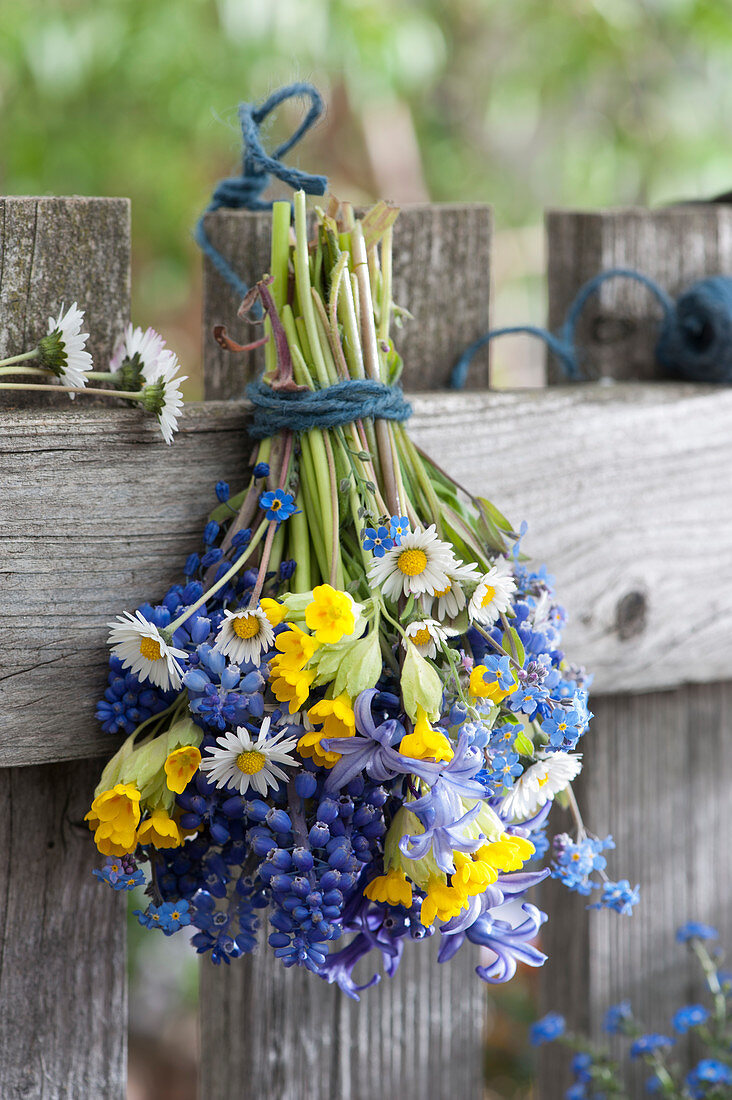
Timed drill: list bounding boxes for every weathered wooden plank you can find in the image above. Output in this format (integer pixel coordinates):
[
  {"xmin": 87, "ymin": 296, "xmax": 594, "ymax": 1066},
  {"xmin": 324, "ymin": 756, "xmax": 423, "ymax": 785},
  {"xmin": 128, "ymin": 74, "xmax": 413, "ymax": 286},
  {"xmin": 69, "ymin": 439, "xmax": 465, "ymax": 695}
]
[
  {"xmin": 539, "ymin": 683, "xmax": 732, "ymax": 1097},
  {"xmin": 0, "ymin": 757, "xmax": 127, "ymax": 1099},
  {"xmin": 200, "ymin": 932, "xmax": 485, "ymax": 1100},
  {"xmin": 546, "ymin": 206, "xmax": 732, "ymax": 382},
  {"xmin": 0, "ymin": 402, "xmax": 251, "ymax": 767},
  {"xmin": 201, "ymin": 205, "xmax": 492, "ymax": 396},
  {"xmin": 4, "ymin": 380, "xmax": 732, "ymax": 768},
  {"xmin": 0, "ymin": 196, "xmax": 131, "ymax": 406}
]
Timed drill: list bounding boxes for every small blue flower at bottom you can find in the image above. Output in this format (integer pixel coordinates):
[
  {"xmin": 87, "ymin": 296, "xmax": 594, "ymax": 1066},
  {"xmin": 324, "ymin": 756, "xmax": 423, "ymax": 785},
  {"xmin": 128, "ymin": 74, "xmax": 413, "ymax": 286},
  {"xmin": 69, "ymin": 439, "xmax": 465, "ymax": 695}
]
[
  {"xmin": 589, "ymin": 879, "xmax": 640, "ymax": 916},
  {"xmin": 93, "ymin": 858, "xmax": 144, "ymax": 891},
  {"xmin": 134, "ymin": 899, "xmax": 192, "ymax": 935},
  {"xmin": 389, "ymin": 515, "xmax": 409, "ymax": 543},
  {"xmin": 604, "ymin": 1000, "xmax": 633, "ymax": 1034},
  {"xmin": 259, "ymin": 489, "xmax": 298, "ymax": 522},
  {"xmin": 686, "ymin": 1059, "xmax": 732, "ymax": 1098},
  {"xmin": 530, "ymin": 1012, "xmax": 566, "ymax": 1045},
  {"xmin": 571, "ymin": 1053, "xmax": 593, "ymax": 1083},
  {"xmin": 362, "ymin": 526, "xmax": 394, "ymax": 557},
  {"xmin": 672, "ymin": 1004, "xmax": 710, "ymax": 1034},
  {"xmin": 630, "ymin": 1034, "xmax": 674, "ymax": 1060},
  {"xmin": 565, "ymin": 1086, "xmax": 586, "ymax": 1100},
  {"xmin": 676, "ymin": 921, "xmax": 719, "ymax": 944}
]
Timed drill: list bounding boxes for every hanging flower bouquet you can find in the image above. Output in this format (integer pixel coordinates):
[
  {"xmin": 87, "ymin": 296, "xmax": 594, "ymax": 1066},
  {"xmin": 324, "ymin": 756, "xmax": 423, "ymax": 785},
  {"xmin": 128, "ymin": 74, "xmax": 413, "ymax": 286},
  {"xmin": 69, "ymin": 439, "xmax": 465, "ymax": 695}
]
[{"xmin": 89, "ymin": 192, "xmax": 635, "ymax": 994}]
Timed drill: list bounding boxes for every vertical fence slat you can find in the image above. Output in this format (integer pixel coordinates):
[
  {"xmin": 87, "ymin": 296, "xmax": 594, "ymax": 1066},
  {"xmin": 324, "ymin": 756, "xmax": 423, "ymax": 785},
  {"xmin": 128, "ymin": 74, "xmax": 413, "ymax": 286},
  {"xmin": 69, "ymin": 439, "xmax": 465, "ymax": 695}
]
[
  {"xmin": 546, "ymin": 206, "xmax": 732, "ymax": 382},
  {"xmin": 540, "ymin": 208, "xmax": 732, "ymax": 1098},
  {"xmin": 0, "ymin": 196, "xmax": 131, "ymax": 1098},
  {"xmin": 0, "ymin": 760, "xmax": 127, "ymax": 1099},
  {"xmin": 198, "ymin": 204, "xmax": 492, "ymax": 1100}
]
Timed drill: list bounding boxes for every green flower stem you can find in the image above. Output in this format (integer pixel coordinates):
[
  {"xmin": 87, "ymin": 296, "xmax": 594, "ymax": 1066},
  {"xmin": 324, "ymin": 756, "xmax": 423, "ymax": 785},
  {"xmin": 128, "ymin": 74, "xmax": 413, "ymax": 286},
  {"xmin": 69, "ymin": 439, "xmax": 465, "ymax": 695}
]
[
  {"xmin": 86, "ymin": 371, "xmax": 119, "ymax": 382},
  {"xmin": 378, "ymin": 226, "xmax": 393, "ymax": 344},
  {"xmin": 0, "ymin": 348, "xmax": 39, "ymax": 368},
  {"xmin": 377, "ymin": 595, "xmax": 407, "ymax": 640},
  {"xmin": 167, "ymin": 518, "xmax": 269, "ymax": 632},
  {"xmin": 265, "ymin": 200, "xmax": 292, "ymax": 379},
  {"xmin": 250, "ymin": 520, "xmax": 280, "ymax": 606},
  {"xmin": 397, "ymin": 425, "xmax": 445, "ymax": 534},
  {"xmin": 0, "ymin": 364, "xmax": 50, "ymax": 377},
  {"xmin": 298, "ymin": 434, "xmax": 330, "ymax": 580},
  {"xmin": 351, "ymin": 221, "xmax": 399, "ymax": 517},
  {"xmin": 472, "ymin": 621, "xmax": 522, "ymax": 670},
  {"xmin": 289, "ymin": 494, "xmax": 311, "ymax": 593},
  {"xmin": 294, "ymin": 190, "xmax": 330, "ymax": 388},
  {"xmin": 322, "ymin": 430, "xmax": 342, "ymax": 588},
  {"xmin": 692, "ymin": 940, "xmax": 728, "ymax": 1028},
  {"xmin": 0, "ymin": 382, "xmax": 144, "ymax": 399}
]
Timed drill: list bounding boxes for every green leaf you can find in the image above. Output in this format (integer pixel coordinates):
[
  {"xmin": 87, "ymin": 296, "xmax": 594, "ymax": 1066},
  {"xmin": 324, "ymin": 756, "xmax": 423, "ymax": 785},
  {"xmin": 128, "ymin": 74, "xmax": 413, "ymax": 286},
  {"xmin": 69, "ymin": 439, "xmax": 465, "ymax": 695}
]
[
  {"xmin": 504, "ymin": 627, "xmax": 526, "ymax": 667},
  {"xmin": 514, "ymin": 730, "xmax": 534, "ymax": 757}
]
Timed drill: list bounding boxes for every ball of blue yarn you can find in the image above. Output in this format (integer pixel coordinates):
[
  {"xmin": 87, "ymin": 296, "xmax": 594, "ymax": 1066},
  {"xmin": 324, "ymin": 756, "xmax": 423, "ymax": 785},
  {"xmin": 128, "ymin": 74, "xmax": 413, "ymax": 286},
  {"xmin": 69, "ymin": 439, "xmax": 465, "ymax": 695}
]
[{"xmin": 656, "ymin": 276, "xmax": 732, "ymax": 383}]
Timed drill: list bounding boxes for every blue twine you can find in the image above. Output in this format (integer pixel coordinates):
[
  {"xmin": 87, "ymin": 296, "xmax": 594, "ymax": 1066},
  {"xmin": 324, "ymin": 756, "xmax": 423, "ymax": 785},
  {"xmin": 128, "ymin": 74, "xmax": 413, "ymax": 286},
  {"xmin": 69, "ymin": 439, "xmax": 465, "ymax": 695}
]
[
  {"xmin": 451, "ymin": 267, "xmax": 685, "ymax": 387},
  {"xmin": 245, "ymin": 378, "xmax": 412, "ymax": 440},
  {"xmin": 195, "ymin": 82, "xmax": 328, "ymax": 302},
  {"xmin": 656, "ymin": 276, "xmax": 732, "ymax": 383}
]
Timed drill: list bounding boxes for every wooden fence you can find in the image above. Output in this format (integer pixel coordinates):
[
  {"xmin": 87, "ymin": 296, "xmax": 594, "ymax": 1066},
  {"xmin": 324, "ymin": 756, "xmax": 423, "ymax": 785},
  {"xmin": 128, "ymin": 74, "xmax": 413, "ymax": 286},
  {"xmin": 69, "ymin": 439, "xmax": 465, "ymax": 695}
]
[{"xmin": 1, "ymin": 197, "xmax": 731, "ymax": 1099}]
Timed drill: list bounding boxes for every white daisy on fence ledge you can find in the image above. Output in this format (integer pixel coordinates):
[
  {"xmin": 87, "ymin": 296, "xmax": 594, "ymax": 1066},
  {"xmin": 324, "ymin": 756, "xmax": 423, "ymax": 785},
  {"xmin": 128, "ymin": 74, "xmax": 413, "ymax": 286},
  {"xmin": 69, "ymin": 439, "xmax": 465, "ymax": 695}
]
[
  {"xmin": 107, "ymin": 609, "xmax": 187, "ymax": 690},
  {"xmin": 142, "ymin": 351, "xmax": 186, "ymax": 444},
  {"xmin": 215, "ymin": 607, "xmax": 275, "ymax": 664},
  {"xmin": 403, "ymin": 618, "xmax": 450, "ymax": 659},
  {"xmin": 200, "ymin": 717, "xmax": 301, "ymax": 795},
  {"xmin": 368, "ymin": 524, "xmax": 455, "ymax": 600},
  {"xmin": 39, "ymin": 302, "xmax": 93, "ymax": 391},
  {"xmin": 468, "ymin": 558, "xmax": 517, "ymax": 626},
  {"xmin": 500, "ymin": 751, "xmax": 583, "ymax": 821},
  {"xmin": 110, "ymin": 323, "xmax": 168, "ymax": 380}
]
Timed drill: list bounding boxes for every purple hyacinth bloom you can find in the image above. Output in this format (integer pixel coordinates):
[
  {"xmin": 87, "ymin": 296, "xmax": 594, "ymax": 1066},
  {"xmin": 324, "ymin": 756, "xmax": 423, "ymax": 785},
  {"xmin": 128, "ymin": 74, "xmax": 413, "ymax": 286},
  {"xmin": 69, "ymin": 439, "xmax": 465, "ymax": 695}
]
[
  {"xmin": 438, "ymin": 899, "xmax": 548, "ymax": 984},
  {"xmin": 323, "ymin": 690, "xmax": 440, "ymax": 793},
  {"xmin": 399, "ymin": 780, "xmax": 483, "ymax": 874}
]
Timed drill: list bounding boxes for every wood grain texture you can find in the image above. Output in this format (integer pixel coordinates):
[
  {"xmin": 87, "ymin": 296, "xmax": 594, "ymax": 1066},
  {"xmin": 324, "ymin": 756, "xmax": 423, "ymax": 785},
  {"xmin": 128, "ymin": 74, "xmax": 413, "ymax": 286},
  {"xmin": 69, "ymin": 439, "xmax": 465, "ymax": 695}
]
[
  {"xmin": 5, "ymin": 380, "xmax": 731, "ymax": 769},
  {"xmin": 0, "ymin": 402, "xmax": 252, "ymax": 767},
  {"xmin": 0, "ymin": 197, "xmax": 131, "ymax": 406},
  {"xmin": 0, "ymin": 757, "xmax": 127, "ymax": 1099},
  {"xmin": 546, "ymin": 206, "xmax": 732, "ymax": 382},
  {"xmin": 201, "ymin": 204, "xmax": 492, "ymax": 397},
  {"xmin": 538, "ymin": 683, "xmax": 732, "ymax": 1098},
  {"xmin": 200, "ymin": 925, "xmax": 485, "ymax": 1100}
]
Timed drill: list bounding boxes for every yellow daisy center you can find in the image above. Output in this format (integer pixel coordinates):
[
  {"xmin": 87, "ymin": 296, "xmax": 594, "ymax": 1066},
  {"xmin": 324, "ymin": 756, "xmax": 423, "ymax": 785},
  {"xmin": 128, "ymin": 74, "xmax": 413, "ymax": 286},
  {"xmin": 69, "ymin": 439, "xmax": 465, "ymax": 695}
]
[
  {"xmin": 433, "ymin": 583, "xmax": 452, "ymax": 597},
  {"xmin": 537, "ymin": 772, "xmax": 549, "ymax": 787},
  {"xmin": 411, "ymin": 627, "xmax": 433, "ymax": 646},
  {"xmin": 139, "ymin": 636, "xmax": 162, "ymax": 661},
  {"xmin": 233, "ymin": 615, "xmax": 261, "ymax": 639},
  {"xmin": 398, "ymin": 548, "xmax": 428, "ymax": 576},
  {"xmin": 236, "ymin": 750, "xmax": 266, "ymax": 774},
  {"xmin": 480, "ymin": 584, "xmax": 496, "ymax": 608}
]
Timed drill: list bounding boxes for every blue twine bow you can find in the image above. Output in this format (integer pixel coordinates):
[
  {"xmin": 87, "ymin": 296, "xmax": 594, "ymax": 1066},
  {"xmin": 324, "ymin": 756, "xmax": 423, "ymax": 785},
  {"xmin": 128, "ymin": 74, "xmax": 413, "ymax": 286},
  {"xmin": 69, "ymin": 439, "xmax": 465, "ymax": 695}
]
[
  {"xmin": 451, "ymin": 267, "xmax": 732, "ymax": 387},
  {"xmin": 195, "ymin": 82, "xmax": 328, "ymax": 302},
  {"xmin": 245, "ymin": 378, "xmax": 413, "ymax": 440}
]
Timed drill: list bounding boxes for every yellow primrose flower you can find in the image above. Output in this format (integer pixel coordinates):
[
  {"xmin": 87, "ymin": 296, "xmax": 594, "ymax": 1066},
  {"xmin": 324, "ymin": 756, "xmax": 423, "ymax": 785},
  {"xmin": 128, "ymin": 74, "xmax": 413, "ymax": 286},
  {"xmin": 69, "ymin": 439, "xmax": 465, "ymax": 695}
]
[
  {"xmin": 272, "ymin": 624, "xmax": 320, "ymax": 672},
  {"xmin": 399, "ymin": 705, "xmax": 453, "ymax": 763},
  {"xmin": 85, "ymin": 782, "xmax": 141, "ymax": 856},
  {"xmin": 477, "ymin": 834, "xmax": 535, "ymax": 873},
  {"xmin": 136, "ymin": 808, "xmax": 183, "ymax": 850},
  {"xmin": 271, "ymin": 666, "xmax": 316, "ymax": 714},
  {"xmin": 164, "ymin": 745, "xmax": 202, "ymax": 794},
  {"xmin": 420, "ymin": 875, "xmax": 469, "ymax": 927},
  {"xmin": 364, "ymin": 869, "xmax": 413, "ymax": 908},
  {"xmin": 452, "ymin": 850, "xmax": 499, "ymax": 895},
  {"xmin": 261, "ymin": 597, "xmax": 288, "ymax": 627},
  {"xmin": 468, "ymin": 663, "xmax": 518, "ymax": 704},
  {"xmin": 300, "ymin": 694, "xmax": 356, "ymax": 768},
  {"xmin": 304, "ymin": 584, "xmax": 356, "ymax": 644}
]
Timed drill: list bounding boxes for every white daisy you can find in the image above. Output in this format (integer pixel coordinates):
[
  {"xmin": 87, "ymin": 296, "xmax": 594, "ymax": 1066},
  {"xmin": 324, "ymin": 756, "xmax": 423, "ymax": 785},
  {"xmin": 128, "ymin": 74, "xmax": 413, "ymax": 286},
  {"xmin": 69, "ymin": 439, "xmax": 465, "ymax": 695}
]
[
  {"xmin": 368, "ymin": 524, "xmax": 456, "ymax": 601},
  {"xmin": 468, "ymin": 558, "xmax": 517, "ymax": 627},
  {"xmin": 142, "ymin": 350, "xmax": 186, "ymax": 445},
  {"xmin": 499, "ymin": 752, "xmax": 583, "ymax": 821},
  {"xmin": 421, "ymin": 559, "xmax": 481, "ymax": 620},
  {"xmin": 110, "ymin": 323, "xmax": 168, "ymax": 381},
  {"xmin": 402, "ymin": 618, "xmax": 450, "ymax": 659},
  {"xmin": 107, "ymin": 609, "xmax": 188, "ymax": 690},
  {"xmin": 41, "ymin": 302, "xmax": 93, "ymax": 391},
  {"xmin": 214, "ymin": 607, "xmax": 275, "ymax": 665},
  {"xmin": 200, "ymin": 717, "xmax": 301, "ymax": 796}
]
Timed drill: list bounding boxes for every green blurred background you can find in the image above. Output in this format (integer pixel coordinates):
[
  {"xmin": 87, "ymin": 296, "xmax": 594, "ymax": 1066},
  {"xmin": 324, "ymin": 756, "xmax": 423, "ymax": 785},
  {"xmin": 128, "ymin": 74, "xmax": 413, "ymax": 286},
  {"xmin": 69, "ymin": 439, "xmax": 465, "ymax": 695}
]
[
  {"xmin": 4, "ymin": 2, "xmax": 730, "ymax": 1095},
  {"xmin": 3, "ymin": 0, "xmax": 732, "ymax": 398}
]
